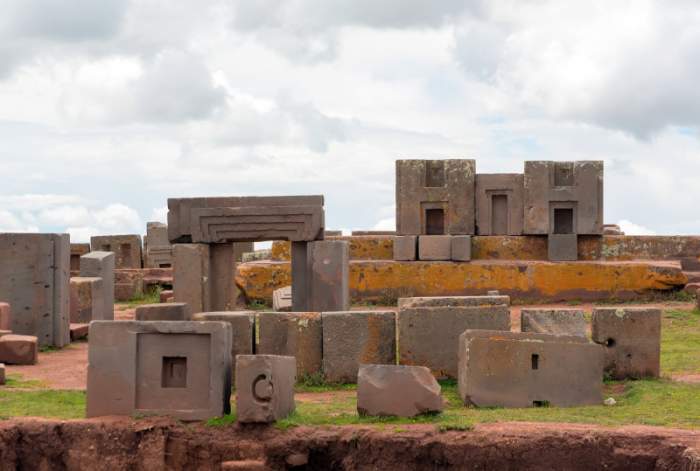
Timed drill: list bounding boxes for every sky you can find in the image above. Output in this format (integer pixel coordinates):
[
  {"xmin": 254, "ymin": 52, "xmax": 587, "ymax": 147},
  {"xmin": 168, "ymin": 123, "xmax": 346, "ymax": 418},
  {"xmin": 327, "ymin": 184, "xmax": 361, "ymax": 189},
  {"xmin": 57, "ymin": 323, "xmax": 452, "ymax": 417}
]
[{"xmin": 1, "ymin": 0, "xmax": 700, "ymax": 241}]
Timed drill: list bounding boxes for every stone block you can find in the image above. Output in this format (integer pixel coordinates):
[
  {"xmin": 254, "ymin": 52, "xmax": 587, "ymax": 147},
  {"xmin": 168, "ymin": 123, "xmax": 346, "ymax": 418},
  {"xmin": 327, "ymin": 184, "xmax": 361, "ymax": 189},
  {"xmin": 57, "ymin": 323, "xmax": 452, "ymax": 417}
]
[
  {"xmin": 307, "ymin": 240, "xmax": 349, "ymax": 312},
  {"xmin": 87, "ymin": 320, "xmax": 232, "ymax": 420},
  {"xmin": 146, "ymin": 246, "xmax": 173, "ymax": 269},
  {"xmin": 418, "ymin": 235, "xmax": 451, "ymax": 261},
  {"xmin": 69, "ymin": 277, "xmax": 104, "ymax": 324},
  {"xmin": 91, "ymin": 235, "xmax": 142, "ymax": 269},
  {"xmin": 548, "ymin": 234, "xmax": 578, "ymax": 261},
  {"xmin": 272, "ymin": 286, "xmax": 292, "ymax": 312},
  {"xmin": 0, "ymin": 302, "xmax": 11, "ymax": 331},
  {"xmin": 591, "ymin": 308, "xmax": 661, "ymax": 379},
  {"xmin": 451, "ymin": 235, "xmax": 471, "ymax": 261},
  {"xmin": 80, "ymin": 251, "xmax": 115, "ymax": 321},
  {"xmin": 352, "ymin": 230, "xmax": 396, "ymax": 236},
  {"xmin": 396, "ymin": 159, "xmax": 475, "ymax": 235},
  {"xmin": 173, "ymin": 244, "xmax": 210, "ymax": 313},
  {"xmin": 257, "ymin": 312, "xmax": 322, "ymax": 377},
  {"xmin": 398, "ymin": 296, "xmax": 511, "ymax": 379},
  {"xmin": 235, "ymin": 354, "xmax": 295, "ymax": 423},
  {"xmin": 0, "ymin": 330, "xmax": 10, "ymax": 337},
  {"xmin": 393, "ymin": 235, "xmax": 417, "ymax": 261},
  {"xmin": 475, "ymin": 174, "xmax": 524, "ymax": 235},
  {"xmin": 135, "ymin": 303, "xmax": 190, "ymax": 321},
  {"xmin": 521, "ymin": 309, "xmax": 587, "ymax": 337},
  {"xmin": 681, "ymin": 257, "xmax": 700, "ymax": 271},
  {"xmin": 322, "ymin": 311, "xmax": 396, "ymax": 383},
  {"xmin": 0, "ymin": 363, "xmax": 4, "ymax": 385},
  {"xmin": 70, "ymin": 243, "xmax": 90, "ymax": 272},
  {"xmin": 114, "ymin": 269, "xmax": 144, "ymax": 302},
  {"xmin": 458, "ymin": 330, "xmax": 603, "ymax": 408},
  {"xmin": 0, "ymin": 233, "xmax": 70, "ymax": 347},
  {"xmin": 70, "ymin": 323, "xmax": 89, "ymax": 341},
  {"xmin": 357, "ymin": 364, "xmax": 443, "ymax": 417},
  {"xmin": 193, "ymin": 311, "xmax": 255, "ymax": 379},
  {"xmin": 0, "ymin": 334, "xmax": 38, "ymax": 365},
  {"xmin": 160, "ymin": 290, "xmax": 174, "ymax": 303},
  {"xmin": 291, "ymin": 241, "xmax": 308, "ymax": 313}
]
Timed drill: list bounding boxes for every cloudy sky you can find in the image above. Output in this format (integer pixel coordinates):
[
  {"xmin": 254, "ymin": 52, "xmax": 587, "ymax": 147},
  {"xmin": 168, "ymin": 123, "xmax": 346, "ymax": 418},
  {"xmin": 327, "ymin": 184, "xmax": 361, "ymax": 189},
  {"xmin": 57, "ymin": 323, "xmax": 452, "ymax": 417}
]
[{"xmin": 1, "ymin": 0, "xmax": 699, "ymax": 241}]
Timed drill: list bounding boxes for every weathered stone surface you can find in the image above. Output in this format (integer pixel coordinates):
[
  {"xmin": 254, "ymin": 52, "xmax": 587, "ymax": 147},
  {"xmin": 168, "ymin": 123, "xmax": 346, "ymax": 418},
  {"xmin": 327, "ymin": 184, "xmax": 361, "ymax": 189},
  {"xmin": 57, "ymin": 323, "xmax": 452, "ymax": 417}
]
[
  {"xmin": 0, "ymin": 302, "xmax": 11, "ymax": 331},
  {"xmin": 591, "ymin": 308, "xmax": 661, "ymax": 379},
  {"xmin": 80, "ymin": 251, "xmax": 115, "ymax": 321},
  {"xmin": 237, "ymin": 260, "xmax": 687, "ymax": 305},
  {"xmin": 322, "ymin": 311, "xmax": 396, "ymax": 383},
  {"xmin": 0, "ymin": 334, "xmax": 38, "ymax": 365},
  {"xmin": 393, "ymin": 235, "xmax": 417, "ymax": 261},
  {"xmin": 70, "ymin": 243, "xmax": 90, "ymax": 272},
  {"xmin": 352, "ymin": 230, "xmax": 396, "ymax": 236},
  {"xmin": 0, "ymin": 233, "xmax": 70, "ymax": 347},
  {"xmin": 523, "ymin": 161, "xmax": 604, "ymax": 235},
  {"xmin": 87, "ymin": 320, "xmax": 232, "ymax": 420},
  {"xmin": 235, "ymin": 354, "xmax": 295, "ymax": 423},
  {"xmin": 173, "ymin": 244, "xmax": 210, "ymax": 313},
  {"xmin": 357, "ymin": 364, "xmax": 443, "ymax": 417},
  {"xmin": 135, "ymin": 303, "xmax": 190, "ymax": 321},
  {"xmin": 306, "ymin": 240, "xmax": 349, "ymax": 312},
  {"xmin": 458, "ymin": 330, "xmax": 603, "ymax": 408},
  {"xmin": 521, "ymin": 309, "xmax": 587, "ymax": 337},
  {"xmin": 70, "ymin": 323, "xmax": 89, "ymax": 341},
  {"xmin": 145, "ymin": 223, "xmax": 172, "ymax": 269},
  {"xmin": 168, "ymin": 196, "xmax": 325, "ymax": 244},
  {"xmin": 0, "ymin": 363, "xmax": 5, "ymax": 385},
  {"xmin": 160, "ymin": 290, "xmax": 174, "ymax": 303},
  {"xmin": 69, "ymin": 277, "xmax": 104, "ymax": 324},
  {"xmin": 91, "ymin": 235, "xmax": 142, "ymax": 269},
  {"xmin": 272, "ymin": 286, "xmax": 292, "ymax": 312},
  {"xmin": 274, "ymin": 236, "xmax": 393, "ymax": 261},
  {"xmin": 450, "ymin": 235, "xmax": 472, "ymax": 262},
  {"xmin": 475, "ymin": 174, "xmax": 524, "ymax": 235},
  {"xmin": 398, "ymin": 296, "xmax": 511, "ymax": 379},
  {"xmin": 396, "ymin": 159, "xmax": 476, "ymax": 235},
  {"xmin": 114, "ymin": 269, "xmax": 144, "ymax": 302},
  {"xmin": 257, "ymin": 312, "xmax": 322, "ymax": 377},
  {"xmin": 548, "ymin": 234, "xmax": 578, "ymax": 261},
  {"xmin": 418, "ymin": 235, "xmax": 451, "ymax": 261},
  {"xmin": 193, "ymin": 311, "xmax": 255, "ymax": 379},
  {"xmin": 681, "ymin": 257, "xmax": 700, "ymax": 271},
  {"xmin": 603, "ymin": 224, "xmax": 624, "ymax": 236}
]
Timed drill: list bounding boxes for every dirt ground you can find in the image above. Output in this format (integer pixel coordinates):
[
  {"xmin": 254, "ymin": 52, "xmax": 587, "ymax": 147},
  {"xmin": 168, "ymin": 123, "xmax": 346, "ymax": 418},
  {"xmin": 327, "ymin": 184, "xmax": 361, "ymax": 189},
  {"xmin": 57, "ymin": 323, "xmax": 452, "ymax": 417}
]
[{"xmin": 3, "ymin": 302, "xmax": 698, "ymax": 390}]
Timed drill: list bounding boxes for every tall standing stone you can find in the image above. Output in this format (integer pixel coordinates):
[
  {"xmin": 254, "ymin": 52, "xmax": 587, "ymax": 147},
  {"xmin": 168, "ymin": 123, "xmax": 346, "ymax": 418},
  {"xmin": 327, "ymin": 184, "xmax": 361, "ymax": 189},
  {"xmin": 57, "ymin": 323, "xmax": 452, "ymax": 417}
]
[{"xmin": 80, "ymin": 251, "xmax": 115, "ymax": 321}]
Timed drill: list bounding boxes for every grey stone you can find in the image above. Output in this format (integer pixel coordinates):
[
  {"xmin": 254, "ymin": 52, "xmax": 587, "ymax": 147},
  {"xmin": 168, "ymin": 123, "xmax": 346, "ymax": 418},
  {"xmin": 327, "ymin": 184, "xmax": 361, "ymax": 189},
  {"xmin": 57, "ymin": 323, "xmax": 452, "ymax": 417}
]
[
  {"xmin": 322, "ymin": 311, "xmax": 396, "ymax": 383},
  {"xmin": 87, "ymin": 320, "xmax": 232, "ymax": 420},
  {"xmin": 173, "ymin": 244, "xmax": 211, "ymax": 314},
  {"xmin": 418, "ymin": 235, "xmax": 451, "ymax": 261},
  {"xmin": 90, "ymin": 235, "xmax": 143, "ymax": 269},
  {"xmin": 257, "ymin": 312, "xmax": 322, "ymax": 378},
  {"xmin": 235, "ymin": 354, "xmax": 296, "ymax": 423},
  {"xmin": 475, "ymin": 174, "xmax": 524, "ymax": 235},
  {"xmin": 357, "ymin": 364, "xmax": 443, "ymax": 417},
  {"xmin": 273, "ymin": 286, "xmax": 292, "ymax": 312},
  {"xmin": 80, "ymin": 251, "xmax": 115, "ymax": 321},
  {"xmin": 291, "ymin": 241, "xmax": 308, "ymax": 313},
  {"xmin": 306, "ymin": 240, "xmax": 349, "ymax": 312},
  {"xmin": 458, "ymin": 330, "xmax": 604, "ymax": 408},
  {"xmin": 591, "ymin": 308, "xmax": 661, "ymax": 379},
  {"xmin": 70, "ymin": 243, "xmax": 90, "ymax": 271},
  {"xmin": 398, "ymin": 296, "xmax": 511, "ymax": 379},
  {"xmin": 135, "ymin": 303, "xmax": 191, "ymax": 321},
  {"xmin": 548, "ymin": 234, "xmax": 578, "ymax": 261},
  {"xmin": 393, "ymin": 235, "xmax": 417, "ymax": 261},
  {"xmin": 451, "ymin": 235, "xmax": 472, "ymax": 261},
  {"xmin": 0, "ymin": 302, "xmax": 11, "ymax": 331},
  {"xmin": 193, "ymin": 311, "xmax": 255, "ymax": 379},
  {"xmin": 69, "ymin": 277, "xmax": 104, "ymax": 323},
  {"xmin": 0, "ymin": 334, "xmax": 38, "ymax": 365},
  {"xmin": 521, "ymin": 309, "xmax": 587, "ymax": 337},
  {"xmin": 352, "ymin": 231, "xmax": 396, "ymax": 236}
]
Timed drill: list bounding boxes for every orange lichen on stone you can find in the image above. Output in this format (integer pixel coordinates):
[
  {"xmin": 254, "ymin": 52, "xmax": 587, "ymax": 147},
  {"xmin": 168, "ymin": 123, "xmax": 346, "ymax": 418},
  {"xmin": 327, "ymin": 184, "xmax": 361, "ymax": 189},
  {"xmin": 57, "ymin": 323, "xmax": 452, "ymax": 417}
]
[{"xmin": 236, "ymin": 259, "xmax": 687, "ymax": 304}]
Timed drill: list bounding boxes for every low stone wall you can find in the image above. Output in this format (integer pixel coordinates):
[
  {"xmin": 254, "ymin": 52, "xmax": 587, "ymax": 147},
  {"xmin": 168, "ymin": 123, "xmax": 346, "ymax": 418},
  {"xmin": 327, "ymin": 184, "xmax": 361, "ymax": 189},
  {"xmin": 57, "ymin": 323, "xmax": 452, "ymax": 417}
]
[{"xmin": 236, "ymin": 260, "xmax": 687, "ymax": 304}]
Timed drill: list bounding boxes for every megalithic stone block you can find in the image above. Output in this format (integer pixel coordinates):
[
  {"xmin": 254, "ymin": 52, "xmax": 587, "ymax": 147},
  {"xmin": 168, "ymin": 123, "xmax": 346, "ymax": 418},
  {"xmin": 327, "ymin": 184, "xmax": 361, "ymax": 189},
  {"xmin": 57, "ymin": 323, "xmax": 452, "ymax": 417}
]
[
  {"xmin": 393, "ymin": 235, "xmax": 417, "ymax": 261},
  {"xmin": 450, "ymin": 235, "xmax": 472, "ymax": 261},
  {"xmin": 193, "ymin": 311, "xmax": 255, "ymax": 380},
  {"xmin": 87, "ymin": 320, "xmax": 232, "ymax": 420},
  {"xmin": 173, "ymin": 244, "xmax": 211, "ymax": 314},
  {"xmin": 418, "ymin": 235, "xmax": 451, "ymax": 261},
  {"xmin": 322, "ymin": 311, "xmax": 396, "ymax": 383},
  {"xmin": 0, "ymin": 334, "xmax": 38, "ymax": 365},
  {"xmin": 475, "ymin": 174, "xmax": 524, "ymax": 235},
  {"xmin": 80, "ymin": 251, "xmax": 115, "ymax": 321},
  {"xmin": 307, "ymin": 240, "xmax": 349, "ymax": 312},
  {"xmin": 272, "ymin": 286, "xmax": 292, "ymax": 312},
  {"xmin": 591, "ymin": 308, "xmax": 661, "ymax": 379},
  {"xmin": 235, "ymin": 354, "xmax": 296, "ymax": 423},
  {"xmin": 257, "ymin": 312, "xmax": 322, "ymax": 377},
  {"xmin": 134, "ymin": 303, "xmax": 191, "ymax": 321},
  {"xmin": 548, "ymin": 234, "xmax": 578, "ymax": 261},
  {"xmin": 521, "ymin": 309, "xmax": 587, "ymax": 337},
  {"xmin": 291, "ymin": 242, "xmax": 309, "ymax": 312},
  {"xmin": 458, "ymin": 330, "xmax": 604, "ymax": 408},
  {"xmin": 0, "ymin": 302, "xmax": 11, "ymax": 331},
  {"xmin": 357, "ymin": 364, "xmax": 444, "ymax": 417},
  {"xmin": 70, "ymin": 243, "xmax": 90, "ymax": 271},
  {"xmin": 69, "ymin": 277, "xmax": 104, "ymax": 324},
  {"xmin": 90, "ymin": 235, "xmax": 143, "ymax": 269},
  {"xmin": 398, "ymin": 296, "xmax": 511, "ymax": 379}
]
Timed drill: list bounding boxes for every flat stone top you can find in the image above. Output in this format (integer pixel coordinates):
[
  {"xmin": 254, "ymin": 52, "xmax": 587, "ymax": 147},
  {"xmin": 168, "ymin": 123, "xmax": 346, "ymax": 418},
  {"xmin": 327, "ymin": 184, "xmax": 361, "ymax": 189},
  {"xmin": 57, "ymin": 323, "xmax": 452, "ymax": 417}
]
[
  {"xmin": 136, "ymin": 303, "xmax": 188, "ymax": 310},
  {"xmin": 321, "ymin": 310, "xmax": 395, "ymax": 317},
  {"xmin": 91, "ymin": 234, "xmax": 142, "ymax": 239},
  {"xmin": 0, "ymin": 330, "xmax": 12, "ymax": 337},
  {"xmin": 90, "ymin": 320, "xmax": 231, "ymax": 334},
  {"xmin": 460, "ymin": 329, "xmax": 591, "ymax": 344},
  {"xmin": 81, "ymin": 251, "xmax": 114, "ymax": 260},
  {"xmin": 70, "ymin": 277, "xmax": 102, "ymax": 283},
  {"xmin": 593, "ymin": 308, "xmax": 662, "ymax": 317},
  {"xmin": 0, "ymin": 334, "xmax": 38, "ymax": 342},
  {"xmin": 235, "ymin": 354, "xmax": 295, "ymax": 361},
  {"xmin": 168, "ymin": 195, "xmax": 324, "ymax": 207},
  {"xmin": 258, "ymin": 311, "xmax": 320, "ymax": 319},
  {"xmin": 399, "ymin": 296, "xmax": 510, "ymax": 309},
  {"xmin": 195, "ymin": 311, "xmax": 256, "ymax": 318},
  {"xmin": 521, "ymin": 308, "xmax": 585, "ymax": 315}
]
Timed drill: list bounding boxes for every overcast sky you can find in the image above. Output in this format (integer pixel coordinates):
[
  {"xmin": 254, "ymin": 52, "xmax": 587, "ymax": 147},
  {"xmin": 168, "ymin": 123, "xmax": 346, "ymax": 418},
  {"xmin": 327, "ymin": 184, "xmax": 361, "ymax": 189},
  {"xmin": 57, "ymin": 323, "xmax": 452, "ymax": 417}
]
[{"xmin": 1, "ymin": 0, "xmax": 699, "ymax": 241}]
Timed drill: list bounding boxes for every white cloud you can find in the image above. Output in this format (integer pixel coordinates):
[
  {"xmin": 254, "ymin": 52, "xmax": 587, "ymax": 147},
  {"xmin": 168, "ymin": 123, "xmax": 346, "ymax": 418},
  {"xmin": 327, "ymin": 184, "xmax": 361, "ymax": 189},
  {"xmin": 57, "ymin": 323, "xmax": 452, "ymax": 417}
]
[{"xmin": 618, "ymin": 220, "xmax": 657, "ymax": 236}]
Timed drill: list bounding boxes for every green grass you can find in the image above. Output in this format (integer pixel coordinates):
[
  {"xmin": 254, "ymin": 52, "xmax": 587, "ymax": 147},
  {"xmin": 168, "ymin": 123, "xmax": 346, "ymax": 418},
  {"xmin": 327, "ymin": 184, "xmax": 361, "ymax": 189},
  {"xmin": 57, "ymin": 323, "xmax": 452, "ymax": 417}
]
[
  {"xmin": 0, "ymin": 390, "xmax": 85, "ymax": 420},
  {"xmin": 247, "ymin": 300, "xmax": 271, "ymax": 311},
  {"xmin": 661, "ymin": 309, "xmax": 700, "ymax": 375},
  {"xmin": 123, "ymin": 287, "xmax": 162, "ymax": 308},
  {"xmin": 4, "ymin": 374, "xmax": 48, "ymax": 389}
]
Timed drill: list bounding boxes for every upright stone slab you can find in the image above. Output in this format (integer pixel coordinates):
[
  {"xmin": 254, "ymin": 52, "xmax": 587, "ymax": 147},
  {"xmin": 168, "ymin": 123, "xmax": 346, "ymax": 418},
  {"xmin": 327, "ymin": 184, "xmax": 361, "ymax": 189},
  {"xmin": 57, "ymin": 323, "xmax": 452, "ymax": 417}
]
[
  {"xmin": 521, "ymin": 309, "xmax": 587, "ymax": 337},
  {"xmin": 548, "ymin": 234, "xmax": 578, "ymax": 261},
  {"xmin": 475, "ymin": 174, "xmax": 524, "ymax": 235},
  {"xmin": 80, "ymin": 251, "xmax": 115, "ymax": 321},
  {"xmin": 591, "ymin": 308, "xmax": 661, "ymax": 379},
  {"xmin": 396, "ymin": 159, "xmax": 476, "ymax": 236},
  {"xmin": 0, "ymin": 233, "xmax": 70, "ymax": 347},
  {"xmin": 134, "ymin": 303, "xmax": 190, "ymax": 321},
  {"xmin": 193, "ymin": 311, "xmax": 255, "ymax": 379},
  {"xmin": 451, "ymin": 235, "xmax": 472, "ymax": 261},
  {"xmin": 0, "ymin": 334, "xmax": 38, "ymax": 365},
  {"xmin": 306, "ymin": 240, "xmax": 349, "ymax": 312},
  {"xmin": 272, "ymin": 286, "xmax": 292, "ymax": 312},
  {"xmin": 91, "ymin": 235, "xmax": 143, "ymax": 269},
  {"xmin": 393, "ymin": 235, "xmax": 417, "ymax": 261},
  {"xmin": 322, "ymin": 311, "xmax": 396, "ymax": 383},
  {"xmin": 357, "ymin": 364, "xmax": 444, "ymax": 417},
  {"xmin": 418, "ymin": 235, "xmax": 451, "ymax": 261},
  {"xmin": 0, "ymin": 302, "xmax": 11, "ymax": 331},
  {"xmin": 70, "ymin": 243, "xmax": 91, "ymax": 272},
  {"xmin": 257, "ymin": 312, "xmax": 322, "ymax": 377},
  {"xmin": 398, "ymin": 296, "xmax": 511, "ymax": 379},
  {"xmin": 458, "ymin": 330, "xmax": 604, "ymax": 408},
  {"xmin": 145, "ymin": 222, "xmax": 173, "ymax": 268},
  {"xmin": 173, "ymin": 244, "xmax": 211, "ymax": 314},
  {"xmin": 69, "ymin": 277, "xmax": 104, "ymax": 324},
  {"xmin": 235, "ymin": 354, "xmax": 296, "ymax": 423},
  {"xmin": 87, "ymin": 320, "xmax": 232, "ymax": 420}
]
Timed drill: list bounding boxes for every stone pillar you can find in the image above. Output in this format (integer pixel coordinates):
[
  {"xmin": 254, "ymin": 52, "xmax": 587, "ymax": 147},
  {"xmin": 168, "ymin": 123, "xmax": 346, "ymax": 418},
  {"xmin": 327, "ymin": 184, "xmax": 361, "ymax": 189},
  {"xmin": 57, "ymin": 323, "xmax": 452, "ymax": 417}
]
[
  {"xmin": 173, "ymin": 244, "xmax": 211, "ymax": 315},
  {"xmin": 307, "ymin": 240, "xmax": 349, "ymax": 312},
  {"xmin": 209, "ymin": 243, "xmax": 235, "ymax": 312},
  {"xmin": 80, "ymin": 251, "xmax": 115, "ymax": 321},
  {"xmin": 291, "ymin": 241, "xmax": 309, "ymax": 312}
]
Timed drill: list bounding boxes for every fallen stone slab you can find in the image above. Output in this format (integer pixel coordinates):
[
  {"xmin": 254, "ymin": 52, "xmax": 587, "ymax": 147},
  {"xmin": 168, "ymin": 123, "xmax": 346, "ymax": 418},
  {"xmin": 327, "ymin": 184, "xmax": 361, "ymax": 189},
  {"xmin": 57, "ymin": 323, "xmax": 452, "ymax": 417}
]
[
  {"xmin": 357, "ymin": 364, "xmax": 443, "ymax": 417},
  {"xmin": 520, "ymin": 309, "xmax": 587, "ymax": 337},
  {"xmin": 0, "ymin": 334, "xmax": 38, "ymax": 365},
  {"xmin": 134, "ymin": 303, "xmax": 190, "ymax": 321},
  {"xmin": 70, "ymin": 323, "xmax": 89, "ymax": 341},
  {"xmin": 0, "ymin": 302, "xmax": 10, "ymax": 331},
  {"xmin": 235, "ymin": 354, "xmax": 296, "ymax": 423}
]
